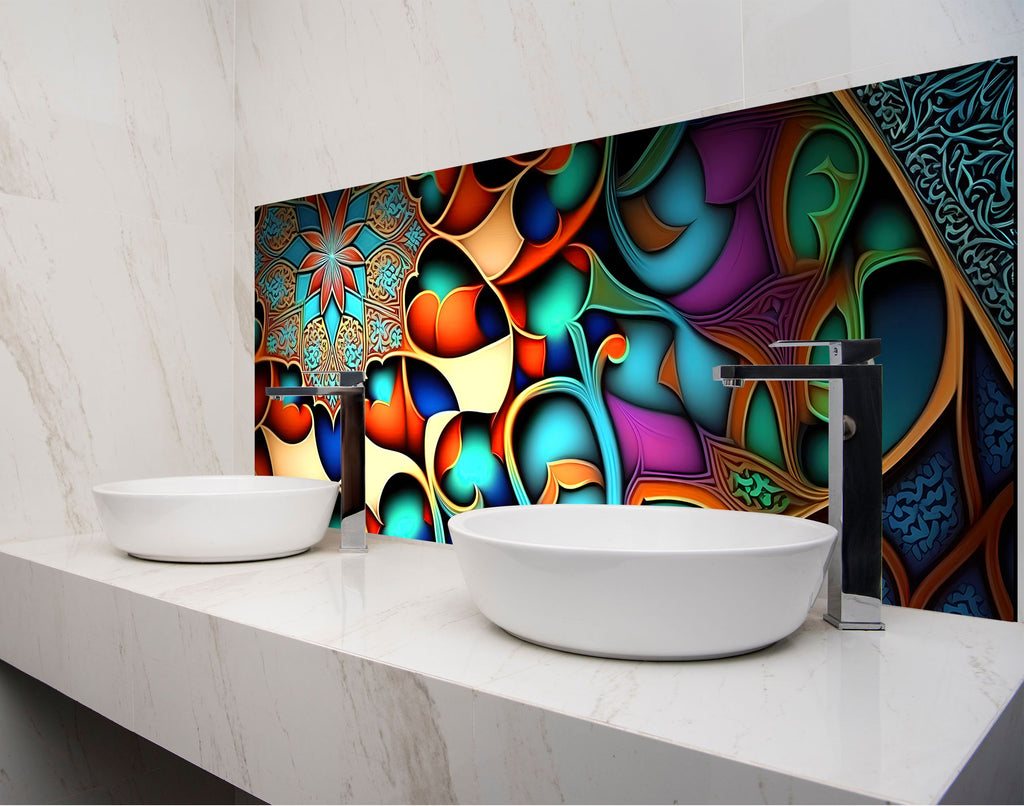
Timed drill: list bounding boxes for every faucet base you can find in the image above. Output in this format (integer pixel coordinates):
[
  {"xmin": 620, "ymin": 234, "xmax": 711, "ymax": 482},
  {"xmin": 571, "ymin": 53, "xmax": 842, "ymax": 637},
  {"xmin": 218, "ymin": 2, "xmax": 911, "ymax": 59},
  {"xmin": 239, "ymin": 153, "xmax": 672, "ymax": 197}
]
[
  {"xmin": 824, "ymin": 614, "xmax": 886, "ymax": 631},
  {"xmin": 338, "ymin": 509, "xmax": 368, "ymax": 553}
]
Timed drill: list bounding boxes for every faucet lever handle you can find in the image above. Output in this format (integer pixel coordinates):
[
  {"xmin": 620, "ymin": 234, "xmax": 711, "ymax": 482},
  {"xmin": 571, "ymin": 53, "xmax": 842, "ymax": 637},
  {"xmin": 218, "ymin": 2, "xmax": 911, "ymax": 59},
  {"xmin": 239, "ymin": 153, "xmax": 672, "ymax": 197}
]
[{"xmin": 770, "ymin": 339, "xmax": 881, "ymax": 365}]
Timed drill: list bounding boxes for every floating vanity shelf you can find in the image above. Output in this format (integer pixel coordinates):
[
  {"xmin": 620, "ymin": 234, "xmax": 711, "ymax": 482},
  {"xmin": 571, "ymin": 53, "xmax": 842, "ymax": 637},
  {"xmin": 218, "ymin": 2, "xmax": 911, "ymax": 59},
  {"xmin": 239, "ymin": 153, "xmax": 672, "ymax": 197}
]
[{"xmin": 0, "ymin": 532, "xmax": 1021, "ymax": 804}]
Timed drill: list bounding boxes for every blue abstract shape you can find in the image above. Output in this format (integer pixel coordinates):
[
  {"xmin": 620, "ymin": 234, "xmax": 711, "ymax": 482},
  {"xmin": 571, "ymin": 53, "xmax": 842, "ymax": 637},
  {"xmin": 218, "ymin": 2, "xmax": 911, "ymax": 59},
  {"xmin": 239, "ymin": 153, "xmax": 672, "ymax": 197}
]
[
  {"xmin": 347, "ymin": 189, "xmax": 369, "ymax": 221},
  {"xmin": 883, "ymin": 449, "xmax": 962, "ymax": 568},
  {"xmin": 976, "ymin": 362, "xmax": 1015, "ymax": 478},
  {"xmin": 354, "ymin": 226, "xmax": 385, "ymax": 258},
  {"xmin": 863, "ymin": 263, "xmax": 945, "ymax": 453},
  {"xmin": 366, "ymin": 362, "xmax": 397, "ymax": 405},
  {"xmin": 516, "ymin": 183, "xmax": 559, "ymax": 242},
  {"xmin": 314, "ymin": 407, "xmax": 341, "ymax": 481},
  {"xmin": 607, "ymin": 136, "xmax": 735, "ymax": 297},
  {"xmin": 940, "ymin": 580, "xmax": 993, "ymax": 619},
  {"xmin": 881, "ymin": 568, "xmax": 897, "ymax": 606},
  {"xmin": 296, "ymin": 202, "xmax": 322, "ymax": 231},
  {"xmin": 477, "ymin": 299, "xmax": 510, "ymax": 341},
  {"xmin": 282, "ymin": 237, "xmax": 310, "ymax": 268},
  {"xmin": 545, "ymin": 332, "xmax": 578, "ymax": 377},
  {"xmin": 378, "ymin": 474, "xmax": 434, "ymax": 542},
  {"xmin": 405, "ymin": 361, "xmax": 458, "ymax": 418}
]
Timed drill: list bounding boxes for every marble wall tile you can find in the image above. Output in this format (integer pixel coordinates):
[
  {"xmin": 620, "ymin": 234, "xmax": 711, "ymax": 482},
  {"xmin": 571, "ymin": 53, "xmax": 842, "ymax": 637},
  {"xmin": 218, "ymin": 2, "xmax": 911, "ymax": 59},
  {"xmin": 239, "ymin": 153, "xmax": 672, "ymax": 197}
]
[
  {"xmin": 0, "ymin": 0, "xmax": 234, "ymax": 228},
  {"xmin": 234, "ymin": 0, "xmax": 1022, "ymax": 217},
  {"xmin": 416, "ymin": 0, "xmax": 744, "ymax": 171},
  {"xmin": 0, "ymin": 193, "xmax": 233, "ymax": 539},
  {"xmin": 234, "ymin": 0, "xmax": 430, "ymax": 211},
  {"xmin": 742, "ymin": 0, "xmax": 1024, "ymax": 105},
  {"xmin": 1, "ymin": 0, "xmax": 236, "ymax": 541},
  {"xmin": 234, "ymin": 0, "xmax": 1021, "ymax": 216},
  {"xmin": 234, "ymin": 227, "xmax": 257, "ymax": 474},
  {"xmin": 234, "ymin": 0, "xmax": 744, "ymax": 211}
]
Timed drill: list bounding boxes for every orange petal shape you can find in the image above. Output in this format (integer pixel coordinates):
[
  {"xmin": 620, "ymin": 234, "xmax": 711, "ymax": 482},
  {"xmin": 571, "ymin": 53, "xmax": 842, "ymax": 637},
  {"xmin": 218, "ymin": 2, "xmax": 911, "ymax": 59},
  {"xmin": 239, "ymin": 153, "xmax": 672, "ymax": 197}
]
[
  {"xmin": 434, "ymin": 414, "xmax": 465, "ymax": 478},
  {"xmin": 435, "ymin": 287, "xmax": 489, "ymax": 357},
  {"xmin": 365, "ymin": 361, "xmax": 427, "ymax": 460},
  {"xmin": 514, "ymin": 330, "xmax": 547, "ymax": 378},
  {"xmin": 407, "ymin": 292, "xmax": 441, "ymax": 354},
  {"xmin": 538, "ymin": 459, "xmax": 604, "ymax": 504}
]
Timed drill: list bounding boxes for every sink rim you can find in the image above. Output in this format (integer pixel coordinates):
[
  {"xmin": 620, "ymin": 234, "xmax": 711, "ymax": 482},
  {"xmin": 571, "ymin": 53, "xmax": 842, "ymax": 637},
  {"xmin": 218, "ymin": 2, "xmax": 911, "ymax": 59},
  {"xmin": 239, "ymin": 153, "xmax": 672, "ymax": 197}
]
[
  {"xmin": 93, "ymin": 474, "xmax": 338, "ymax": 497},
  {"xmin": 449, "ymin": 504, "xmax": 836, "ymax": 556}
]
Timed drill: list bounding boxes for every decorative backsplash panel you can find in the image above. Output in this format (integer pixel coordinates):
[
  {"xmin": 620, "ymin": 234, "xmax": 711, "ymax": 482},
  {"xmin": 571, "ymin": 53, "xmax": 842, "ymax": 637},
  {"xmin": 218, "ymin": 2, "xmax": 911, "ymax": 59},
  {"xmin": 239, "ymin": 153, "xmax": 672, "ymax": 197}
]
[{"xmin": 255, "ymin": 57, "xmax": 1016, "ymax": 619}]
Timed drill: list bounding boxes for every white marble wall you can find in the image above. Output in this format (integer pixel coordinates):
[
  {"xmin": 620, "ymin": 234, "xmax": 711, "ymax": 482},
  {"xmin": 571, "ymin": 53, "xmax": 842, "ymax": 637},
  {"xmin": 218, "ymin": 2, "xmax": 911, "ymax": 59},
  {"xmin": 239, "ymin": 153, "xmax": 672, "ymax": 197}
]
[
  {"xmin": 0, "ymin": 0, "xmax": 236, "ymax": 542},
  {"xmin": 234, "ymin": 0, "xmax": 1023, "ymax": 217}
]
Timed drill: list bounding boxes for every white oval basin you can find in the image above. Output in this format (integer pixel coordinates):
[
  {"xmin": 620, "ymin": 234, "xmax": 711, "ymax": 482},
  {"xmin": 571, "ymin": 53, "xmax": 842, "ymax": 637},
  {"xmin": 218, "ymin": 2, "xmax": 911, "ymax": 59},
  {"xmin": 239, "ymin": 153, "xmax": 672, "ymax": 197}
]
[
  {"xmin": 448, "ymin": 505, "xmax": 837, "ymax": 660},
  {"xmin": 93, "ymin": 475, "xmax": 338, "ymax": 562}
]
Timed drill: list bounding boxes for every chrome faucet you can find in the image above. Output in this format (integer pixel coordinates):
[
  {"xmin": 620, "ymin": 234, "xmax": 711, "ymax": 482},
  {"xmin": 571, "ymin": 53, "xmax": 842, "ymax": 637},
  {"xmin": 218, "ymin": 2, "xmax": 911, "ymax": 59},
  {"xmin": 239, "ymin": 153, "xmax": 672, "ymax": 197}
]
[
  {"xmin": 713, "ymin": 340, "xmax": 884, "ymax": 630},
  {"xmin": 265, "ymin": 371, "xmax": 367, "ymax": 553}
]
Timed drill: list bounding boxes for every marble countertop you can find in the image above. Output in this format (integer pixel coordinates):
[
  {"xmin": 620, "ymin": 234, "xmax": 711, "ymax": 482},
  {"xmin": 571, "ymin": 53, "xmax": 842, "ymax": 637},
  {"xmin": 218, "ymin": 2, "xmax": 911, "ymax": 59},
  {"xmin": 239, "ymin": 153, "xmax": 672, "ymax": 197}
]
[{"xmin": 1, "ymin": 531, "xmax": 1022, "ymax": 804}]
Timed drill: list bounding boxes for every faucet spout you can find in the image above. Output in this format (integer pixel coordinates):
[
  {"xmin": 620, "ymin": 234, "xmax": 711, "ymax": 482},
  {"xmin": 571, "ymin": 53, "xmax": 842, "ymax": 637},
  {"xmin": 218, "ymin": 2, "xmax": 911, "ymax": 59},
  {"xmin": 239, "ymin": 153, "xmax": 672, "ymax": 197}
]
[
  {"xmin": 713, "ymin": 363, "xmax": 876, "ymax": 383},
  {"xmin": 265, "ymin": 371, "xmax": 367, "ymax": 553},
  {"xmin": 713, "ymin": 340, "xmax": 884, "ymax": 630}
]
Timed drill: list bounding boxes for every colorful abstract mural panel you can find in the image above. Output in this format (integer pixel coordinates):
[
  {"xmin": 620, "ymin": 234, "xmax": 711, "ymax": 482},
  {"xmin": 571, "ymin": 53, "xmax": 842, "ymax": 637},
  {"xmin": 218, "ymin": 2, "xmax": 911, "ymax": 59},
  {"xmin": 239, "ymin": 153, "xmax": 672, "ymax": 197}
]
[{"xmin": 255, "ymin": 57, "xmax": 1016, "ymax": 620}]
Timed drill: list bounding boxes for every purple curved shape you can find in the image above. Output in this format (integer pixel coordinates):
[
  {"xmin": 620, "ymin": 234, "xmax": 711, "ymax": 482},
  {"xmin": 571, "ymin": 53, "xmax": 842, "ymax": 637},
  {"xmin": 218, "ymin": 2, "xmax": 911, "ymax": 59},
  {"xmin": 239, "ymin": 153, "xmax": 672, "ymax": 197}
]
[
  {"xmin": 605, "ymin": 394, "xmax": 707, "ymax": 479},
  {"xmin": 671, "ymin": 195, "xmax": 774, "ymax": 316},
  {"xmin": 690, "ymin": 116, "xmax": 777, "ymax": 205}
]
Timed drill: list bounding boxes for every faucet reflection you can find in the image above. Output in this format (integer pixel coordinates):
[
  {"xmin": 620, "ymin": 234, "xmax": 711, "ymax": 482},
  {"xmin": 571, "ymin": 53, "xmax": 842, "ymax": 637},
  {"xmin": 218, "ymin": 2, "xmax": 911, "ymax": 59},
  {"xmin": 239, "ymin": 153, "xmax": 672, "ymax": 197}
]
[
  {"xmin": 265, "ymin": 371, "xmax": 367, "ymax": 553},
  {"xmin": 713, "ymin": 340, "xmax": 884, "ymax": 630}
]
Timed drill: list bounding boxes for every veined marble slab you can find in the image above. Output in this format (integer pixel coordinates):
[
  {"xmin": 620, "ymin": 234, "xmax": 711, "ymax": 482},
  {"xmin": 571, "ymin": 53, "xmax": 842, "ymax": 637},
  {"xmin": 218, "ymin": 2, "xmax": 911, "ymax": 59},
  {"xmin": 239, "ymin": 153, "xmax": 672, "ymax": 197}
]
[{"xmin": 0, "ymin": 532, "xmax": 1021, "ymax": 804}]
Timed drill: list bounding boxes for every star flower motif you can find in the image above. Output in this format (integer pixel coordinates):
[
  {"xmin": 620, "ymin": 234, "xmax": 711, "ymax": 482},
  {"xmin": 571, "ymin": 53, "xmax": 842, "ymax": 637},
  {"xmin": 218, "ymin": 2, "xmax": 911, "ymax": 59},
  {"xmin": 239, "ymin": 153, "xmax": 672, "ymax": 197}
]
[{"xmin": 299, "ymin": 190, "xmax": 363, "ymax": 314}]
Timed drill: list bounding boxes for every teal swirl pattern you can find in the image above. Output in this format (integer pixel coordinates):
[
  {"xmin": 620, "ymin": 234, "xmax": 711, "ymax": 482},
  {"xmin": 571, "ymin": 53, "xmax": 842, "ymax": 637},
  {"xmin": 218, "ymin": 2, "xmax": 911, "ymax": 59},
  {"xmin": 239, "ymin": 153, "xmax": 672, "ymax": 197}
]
[{"xmin": 853, "ymin": 57, "xmax": 1016, "ymax": 350}]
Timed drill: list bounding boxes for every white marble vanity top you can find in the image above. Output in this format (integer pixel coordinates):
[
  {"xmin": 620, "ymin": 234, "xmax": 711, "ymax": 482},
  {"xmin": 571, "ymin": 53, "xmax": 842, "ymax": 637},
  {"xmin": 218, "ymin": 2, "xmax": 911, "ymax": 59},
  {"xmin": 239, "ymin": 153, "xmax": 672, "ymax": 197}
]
[{"xmin": 0, "ymin": 531, "xmax": 1021, "ymax": 804}]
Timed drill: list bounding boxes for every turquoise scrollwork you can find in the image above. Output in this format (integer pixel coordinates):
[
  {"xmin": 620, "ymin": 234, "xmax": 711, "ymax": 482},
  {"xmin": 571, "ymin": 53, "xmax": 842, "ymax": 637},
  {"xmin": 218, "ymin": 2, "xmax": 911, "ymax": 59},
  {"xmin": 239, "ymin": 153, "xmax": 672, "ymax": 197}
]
[{"xmin": 853, "ymin": 58, "xmax": 1016, "ymax": 351}]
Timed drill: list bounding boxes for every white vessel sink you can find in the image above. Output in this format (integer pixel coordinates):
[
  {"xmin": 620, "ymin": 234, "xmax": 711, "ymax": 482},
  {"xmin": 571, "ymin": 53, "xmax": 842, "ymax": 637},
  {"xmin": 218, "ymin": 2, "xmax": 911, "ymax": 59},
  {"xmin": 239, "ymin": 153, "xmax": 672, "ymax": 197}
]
[
  {"xmin": 93, "ymin": 475, "xmax": 338, "ymax": 562},
  {"xmin": 448, "ymin": 505, "xmax": 837, "ymax": 660}
]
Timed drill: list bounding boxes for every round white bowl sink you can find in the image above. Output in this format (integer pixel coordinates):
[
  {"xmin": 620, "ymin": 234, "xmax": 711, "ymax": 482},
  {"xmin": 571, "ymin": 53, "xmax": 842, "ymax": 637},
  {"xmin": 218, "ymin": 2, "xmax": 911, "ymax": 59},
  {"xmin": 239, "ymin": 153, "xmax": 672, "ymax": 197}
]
[
  {"xmin": 448, "ymin": 505, "xmax": 837, "ymax": 661},
  {"xmin": 93, "ymin": 475, "xmax": 338, "ymax": 562}
]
